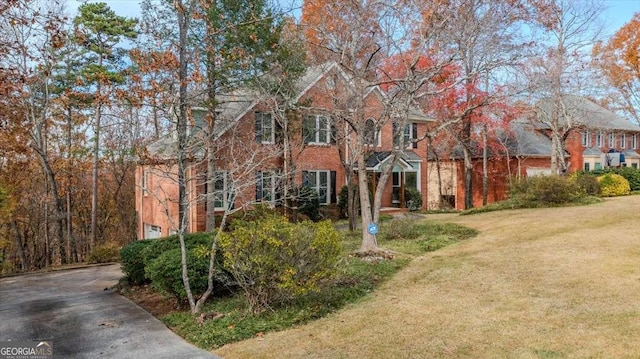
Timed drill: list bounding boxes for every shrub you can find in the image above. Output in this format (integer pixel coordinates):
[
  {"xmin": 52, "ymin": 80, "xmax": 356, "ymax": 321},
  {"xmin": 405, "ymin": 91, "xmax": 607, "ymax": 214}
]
[
  {"xmin": 219, "ymin": 214, "xmax": 342, "ymax": 313},
  {"xmin": 404, "ymin": 187, "xmax": 422, "ymax": 211},
  {"xmin": 289, "ymin": 186, "xmax": 320, "ymax": 221},
  {"xmin": 121, "ymin": 232, "xmax": 214, "ymax": 286},
  {"xmin": 598, "ymin": 173, "xmax": 630, "ymax": 197},
  {"xmin": 382, "ymin": 218, "xmax": 422, "ymax": 240},
  {"xmin": 145, "ymin": 247, "xmax": 231, "ymax": 302},
  {"xmin": 587, "ymin": 168, "xmax": 640, "ymax": 191},
  {"xmin": 616, "ymin": 167, "xmax": 640, "ymax": 191},
  {"xmin": 338, "ymin": 185, "xmax": 360, "ymax": 218},
  {"xmin": 120, "ymin": 240, "xmax": 153, "ymax": 285},
  {"xmin": 88, "ymin": 241, "xmax": 121, "ymax": 264},
  {"xmin": 574, "ymin": 173, "xmax": 601, "ymax": 196},
  {"xmin": 509, "ymin": 175, "xmax": 582, "ymax": 205},
  {"xmin": 140, "ymin": 232, "xmax": 212, "ymax": 268}
]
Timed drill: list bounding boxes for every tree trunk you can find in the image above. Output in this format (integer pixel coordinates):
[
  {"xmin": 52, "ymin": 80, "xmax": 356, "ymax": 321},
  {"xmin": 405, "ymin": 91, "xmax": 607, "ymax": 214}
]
[
  {"xmin": 90, "ymin": 71, "xmax": 102, "ymax": 252},
  {"xmin": 176, "ymin": 0, "xmax": 196, "ymax": 313},
  {"xmin": 482, "ymin": 125, "xmax": 488, "ymax": 206},
  {"xmin": 11, "ymin": 221, "xmax": 26, "ymax": 271},
  {"xmin": 357, "ymin": 152, "xmax": 377, "ymax": 253}
]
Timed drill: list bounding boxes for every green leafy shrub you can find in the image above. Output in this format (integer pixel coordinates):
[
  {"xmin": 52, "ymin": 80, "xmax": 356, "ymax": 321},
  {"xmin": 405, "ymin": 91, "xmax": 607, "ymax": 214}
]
[
  {"xmin": 289, "ymin": 186, "xmax": 320, "ymax": 221},
  {"xmin": 509, "ymin": 175, "xmax": 582, "ymax": 205},
  {"xmin": 120, "ymin": 240, "xmax": 153, "ymax": 284},
  {"xmin": 145, "ymin": 247, "xmax": 231, "ymax": 302},
  {"xmin": 338, "ymin": 185, "xmax": 360, "ymax": 218},
  {"xmin": 404, "ymin": 187, "xmax": 423, "ymax": 211},
  {"xmin": 88, "ymin": 241, "xmax": 121, "ymax": 264},
  {"xmin": 586, "ymin": 167, "xmax": 640, "ymax": 191},
  {"xmin": 121, "ymin": 233, "xmax": 214, "ymax": 286},
  {"xmin": 574, "ymin": 173, "xmax": 601, "ymax": 196},
  {"xmin": 140, "ymin": 232, "xmax": 212, "ymax": 267},
  {"xmin": 219, "ymin": 214, "xmax": 342, "ymax": 313},
  {"xmin": 597, "ymin": 173, "xmax": 630, "ymax": 197}
]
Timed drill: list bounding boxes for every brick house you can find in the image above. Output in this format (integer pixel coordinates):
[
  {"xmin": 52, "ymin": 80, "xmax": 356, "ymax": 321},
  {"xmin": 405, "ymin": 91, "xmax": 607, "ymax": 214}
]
[
  {"xmin": 426, "ymin": 97, "xmax": 640, "ymax": 210},
  {"xmin": 135, "ymin": 62, "xmax": 433, "ymax": 239}
]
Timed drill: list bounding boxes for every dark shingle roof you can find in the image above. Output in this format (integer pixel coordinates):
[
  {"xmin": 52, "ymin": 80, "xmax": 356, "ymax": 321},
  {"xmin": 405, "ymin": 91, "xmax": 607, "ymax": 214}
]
[{"xmin": 536, "ymin": 96, "xmax": 640, "ymax": 132}]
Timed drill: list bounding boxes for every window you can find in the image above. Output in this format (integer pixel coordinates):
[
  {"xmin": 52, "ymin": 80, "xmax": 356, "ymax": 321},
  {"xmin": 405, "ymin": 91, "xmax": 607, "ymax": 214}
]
[
  {"xmin": 595, "ymin": 131, "xmax": 603, "ymax": 147},
  {"xmin": 393, "ymin": 122, "xmax": 418, "ymax": 148},
  {"xmin": 392, "ymin": 172, "xmax": 401, "ymax": 203},
  {"xmin": 633, "ymin": 163, "xmax": 638, "ymax": 169},
  {"xmin": 608, "ymin": 132, "xmax": 615, "ymax": 148},
  {"xmin": 211, "ymin": 171, "xmax": 229, "ymax": 210},
  {"xmin": 584, "ymin": 162, "xmax": 590, "ymax": 171},
  {"xmin": 302, "ymin": 170, "xmax": 336, "ymax": 204},
  {"xmin": 142, "ymin": 170, "xmax": 149, "ymax": 196},
  {"xmin": 594, "ymin": 162, "xmax": 602, "ymax": 170},
  {"xmin": 392, "ymin": 172, "xmax": 418, "ymax": 204},
  {"xmin": 632, "ymin": 134, "xmax": 638, "ymax": 149},
  {"xmin": 620, "ymin": 133, "xmax": 626, "ymax": 149},
  {"xmin": 255, "ymin": 112, "xmax": 274, "ymax": 144},
  {"xmin": 363, "ymin": 118, "xmax": 380, "ymax": 146},
  {"xmin": 256, "ymin": 171, "xmax": 278, "ymax": 203},
  {"xmin": 303, "ymin": 114, "xmax": 332, "ymax": 144},
  {"xmin": 581, "ymin": 130, "xmax": 590, "ymax": 147}
]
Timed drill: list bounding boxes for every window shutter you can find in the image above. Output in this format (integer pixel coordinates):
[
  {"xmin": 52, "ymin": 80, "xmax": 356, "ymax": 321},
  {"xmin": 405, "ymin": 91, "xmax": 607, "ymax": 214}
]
[
  {"xmin": 255, "ymin": 171, "xmax": 263, "ymax": 201},
  {"xmin": 302, "ymin": 171, "xmax": 309, "ymax": 187},
  {"xmin": 412, "ymin": 123, "xmax": 418, "ymax": 148},
  {"xmin": 255, "ymin": 112, "xmax": 262, "ymax": 143},
  {"xmin": 330, "ymin": 171, "xmax": 337, "ymax": 204}
]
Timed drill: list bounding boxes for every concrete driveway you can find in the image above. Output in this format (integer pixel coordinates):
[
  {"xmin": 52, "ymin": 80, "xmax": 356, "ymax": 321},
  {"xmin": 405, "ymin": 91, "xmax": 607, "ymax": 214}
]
[{"xmin": 0, "ymin": 264, "xmax": 219, "ymax": 359}]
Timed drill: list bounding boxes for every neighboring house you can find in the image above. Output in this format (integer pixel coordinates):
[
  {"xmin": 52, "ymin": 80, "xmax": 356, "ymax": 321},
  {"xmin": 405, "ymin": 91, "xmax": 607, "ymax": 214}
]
[
  {"xmin": 536, "ymin": 96, "xmax": 640, "ymax": 172},
  {"xmin": 135, "ymin": 62, "xmax": 433, "ymax": 239},
  {"xmin": 425, "ymin": 120, "xmax": 555, "ymax": 210},
  {"xmin": 426, "ymin": 97, "xmax": 640, "ymax": 210}
]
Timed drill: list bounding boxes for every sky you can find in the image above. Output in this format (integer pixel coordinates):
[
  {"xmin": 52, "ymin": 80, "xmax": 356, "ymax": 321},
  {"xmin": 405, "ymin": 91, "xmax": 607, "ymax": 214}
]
[{"xmin": 67, "ymin": 0, "xmax": 638, "ymax": 41}]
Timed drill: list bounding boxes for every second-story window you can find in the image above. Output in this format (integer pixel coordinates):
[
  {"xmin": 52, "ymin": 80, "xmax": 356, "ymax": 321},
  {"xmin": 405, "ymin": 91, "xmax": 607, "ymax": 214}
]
[
  {"xmin": 363, "ymin": 118, "xmax": 380, "ymax": 146},
  {"xmin": 595, "ymin": 131, "xmax": 603, "ymax": 147},
  {"xmin": 632, "ymin": 134, "xmax": 638, "ymax": 149},
  {"xmin": 303, "ymin": 114, "xmax": 332, "ymax": 144},
  {"xmin": 255, "ymin": 112, "xmax": 274, "ymax": 144},
  {"xmin": 393, "ymin": 122, "xmax": 418, "ymax": 149},
  {"xmin": 608, "ymin": 132, "xmax": 615, "ymax": 148},
  {"xmin": 581, "ymin": 130, "xmax": 590, "ymax": 147},
  {"xmin": 620, "ymin": 133, "xmax": 627, "ymax": 149}
]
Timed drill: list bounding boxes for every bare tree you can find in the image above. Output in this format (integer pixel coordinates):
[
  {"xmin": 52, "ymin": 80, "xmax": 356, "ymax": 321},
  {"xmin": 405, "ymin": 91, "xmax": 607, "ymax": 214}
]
[{"xmin": 521, "ymin": 0, "xmax": 605, "ymax": 175}]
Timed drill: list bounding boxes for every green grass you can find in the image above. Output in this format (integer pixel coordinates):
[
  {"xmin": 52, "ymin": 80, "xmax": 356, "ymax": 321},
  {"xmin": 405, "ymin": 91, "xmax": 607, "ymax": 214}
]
[{"xmin": 157, "ymin": 218, "xmax": 476, "ymax": 350}]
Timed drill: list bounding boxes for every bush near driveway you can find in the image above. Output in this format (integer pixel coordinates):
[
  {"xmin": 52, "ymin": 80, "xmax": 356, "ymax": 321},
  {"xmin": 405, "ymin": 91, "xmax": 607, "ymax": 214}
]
[{"xmin": 218, "ymin": 215, "xmax": 342, "ymax": 314}]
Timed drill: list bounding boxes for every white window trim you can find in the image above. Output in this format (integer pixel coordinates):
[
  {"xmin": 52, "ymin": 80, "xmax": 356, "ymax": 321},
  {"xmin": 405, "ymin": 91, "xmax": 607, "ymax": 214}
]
[
  {"xmin": 595, "ymin": 131, "xmax": 603, "ymax": 147},
  {"xmin": 305, "ymin": 170, "xmax": 331, "ymax": 205},
  {"xmin": 621, "ymin": 133, "xmax": 626, "ymax": 149},
  {"xmin": 582, "ymin": 130, "xmax": 590, "ymax": 147},
  {"xmin": 632, "ymin": 134, "xmax": 638, "ymax": 149},
  {"xmin": 258, "ymin": 171, "xmax": 277, "ymax": 203},
  {"xmin": 212, "ymin": 170, "xmax": 229, "ymax": 211},
  {"xmin": 305, "ymin": 114, "xmax": 331, "ymax": 145},
  {"xmin": 608, "ymin": 132, "xmax": 615, "ymax": 148},
  {"xmin": 142, "ymin": 170, "xmax": 149, "ymax": 196},
  {"xmin": 256, "ymin": 112, "xmax": 275, "ymax": 144}
]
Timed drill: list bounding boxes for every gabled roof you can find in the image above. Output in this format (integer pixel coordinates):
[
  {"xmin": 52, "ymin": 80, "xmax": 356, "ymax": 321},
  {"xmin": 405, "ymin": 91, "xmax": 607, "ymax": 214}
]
[
  {"xmin": 536, "ymin": 96, "xmax": 640, "ymax": 132},
  {"xmin": 364, "ymin": 151, "xmax": 416, "ymax": 171}
]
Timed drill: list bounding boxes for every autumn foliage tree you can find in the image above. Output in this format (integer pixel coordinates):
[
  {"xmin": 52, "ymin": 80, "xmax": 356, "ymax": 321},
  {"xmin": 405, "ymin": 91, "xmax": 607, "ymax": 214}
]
[{"xmin": 592, "ymin": 12, "xmax": 640, "ymax": 125}]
